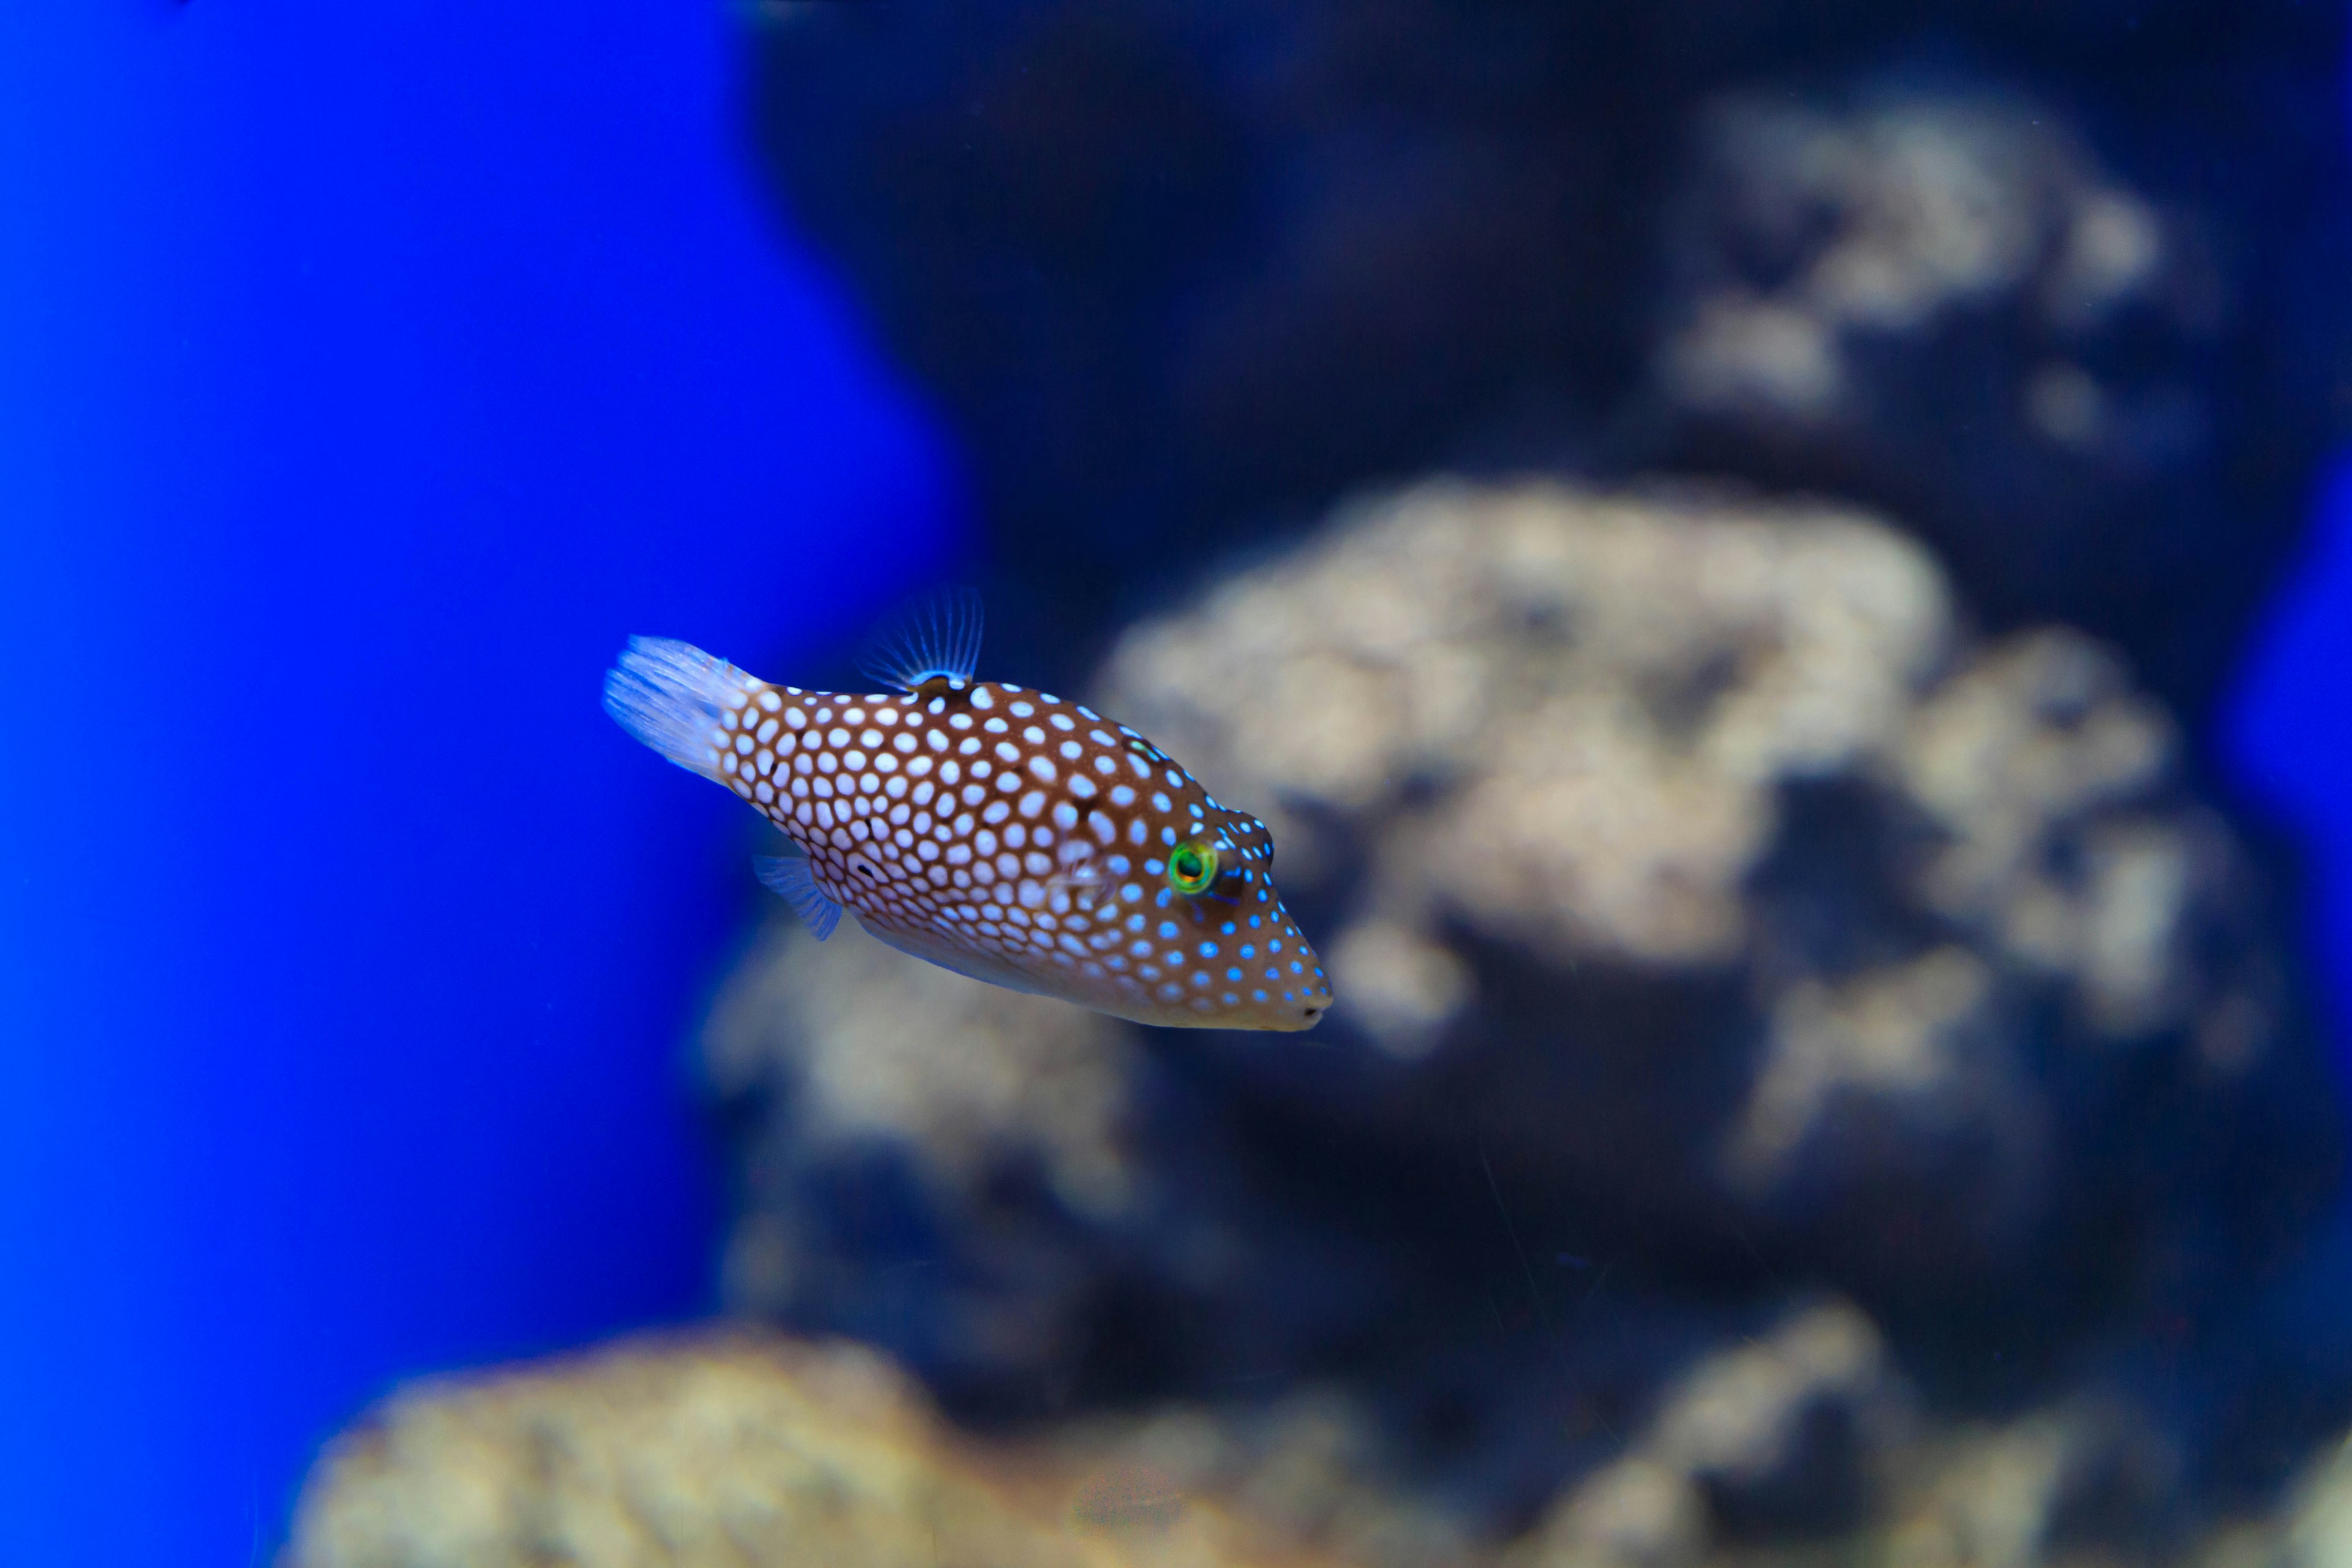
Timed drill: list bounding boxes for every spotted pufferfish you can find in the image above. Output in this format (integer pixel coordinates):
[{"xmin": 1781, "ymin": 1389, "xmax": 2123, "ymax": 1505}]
[{"xmin": 604, "ymin": 594, "xmax": 1331, "ymax": 1031}]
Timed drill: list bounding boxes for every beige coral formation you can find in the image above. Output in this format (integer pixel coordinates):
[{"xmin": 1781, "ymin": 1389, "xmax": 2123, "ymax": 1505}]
[
  {"xmin": 1721, "ymin": 944, "xmax": 2046, "ymax": 1218},
  {"xmin": 282, "ymin": 1333, "xmax": 1348, "ymax": 1568},
  {"xmin": 704, "ymin": 915, "xmax": 1138, "ymax": 1223},
  {"xmin": 1510, "ymin": 1300, "xmax": 1906, "ymax": 1567},
  {"xmin": 701, "ymin": 914, "xmax": 1147, "ymax": 1373},
  {"xmin": 1103, "ymin": 479, "xmax": 1950, "ymax": 984},
  {"xmin": 1504, "ymin": 1302, "xmax": 2202, "ymax": 1568},
  {"xmin": 281, "ymin": 1320, "xmax": 2352, "ymax": 1568},
  {"xmin": 2275, "ymin": 1434, "xmax": 2352, "ymax": 1568},
  {"xmin": 1658, "ymin": 90, "xmax": 2192, "ymax": 443},
  {"xmin": 1084, "ymin": 481, "xmax": 2295, "ymax": 1298},
  {"xmin": 1898, "ymin": 628, "xmax": 2228, "ymax": 1042},
  {"xmin": 1036, "ymin": 1392, "xmax": 1487, "ymax": 1568},
  {"xmin": 1099, "ymin": 478, "xmax": 2258, "ymax": 1086},
  {"xmin": 1881, "ymin": 1400, "xmax": 2176, "ymax": 1568}
]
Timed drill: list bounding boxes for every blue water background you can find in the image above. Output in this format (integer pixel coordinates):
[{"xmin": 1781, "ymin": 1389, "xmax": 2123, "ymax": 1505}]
[
  {"xmin": 2231, "ymin": 462, "xmax": 2352, "ymax": 1063},
  {"xmin": 0, "ymin": 3, "xmax": 954, "ymax": 1562},
  {"xmin": 1, "ymin": 4, "xmax": 2349, "ymax": 1566}
]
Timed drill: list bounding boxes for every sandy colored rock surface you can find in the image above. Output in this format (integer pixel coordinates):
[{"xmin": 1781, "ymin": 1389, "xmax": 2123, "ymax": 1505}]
[
  {"xmin": 1099, "ymin": 482, "xmax": 2301, "ymax": 1276},
  {"xmin": 1101, "ymin": 478, "xmax": 1951, "ymax": 980},
  {"xmin": 1659, "ymin": 91, "xmax": 2188, "ymax": 435},
  {"xmin": 284, "ymin": 1332, "xmax": 1349, "ymax": 1568}
]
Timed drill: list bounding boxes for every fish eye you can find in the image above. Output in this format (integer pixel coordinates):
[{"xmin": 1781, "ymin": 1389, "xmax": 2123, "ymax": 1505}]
[{"xmin": 1167, "ymin": 840, "xmax": 1219, "ymax": 895}]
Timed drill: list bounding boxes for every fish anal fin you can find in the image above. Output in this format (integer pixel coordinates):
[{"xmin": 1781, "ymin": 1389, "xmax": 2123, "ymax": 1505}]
[{"xmin": 860, "ymin": 916, "xmax": 1052, "ymax": 998}]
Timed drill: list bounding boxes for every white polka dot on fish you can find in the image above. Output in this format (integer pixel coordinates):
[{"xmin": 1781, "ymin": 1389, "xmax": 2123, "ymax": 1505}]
[{"xmin": 602, "ymin": 594, "xmax": 1330, "ymax": 1031}]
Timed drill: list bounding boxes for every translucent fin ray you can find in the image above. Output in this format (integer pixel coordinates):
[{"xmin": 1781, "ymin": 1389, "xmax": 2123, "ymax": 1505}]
[
  {"xmin": 753, "ymin": 849, "xmax": 844, "ymax": 941},
  {"xmin": 856, "ymin": 586, "xmax": 983, "ymax": 693},
  {"xmin": 603, "ymin": 637, "xmax": 761, "ymax": 780}
]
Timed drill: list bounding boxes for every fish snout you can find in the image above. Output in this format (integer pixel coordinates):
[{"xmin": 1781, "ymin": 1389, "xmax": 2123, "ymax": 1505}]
[{"xmin": 1290, "ymin": 963, "xmax": 1333, "ymax": 1030}]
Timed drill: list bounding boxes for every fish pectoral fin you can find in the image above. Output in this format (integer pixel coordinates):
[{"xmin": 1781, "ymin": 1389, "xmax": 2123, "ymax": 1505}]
[
  {"xmin": 753, "ymin": 850, "xmax": 843, "ymax": 941},
  {"xmin": 855, "ymin": 586, "xmax": 984, "ymax": 693}
]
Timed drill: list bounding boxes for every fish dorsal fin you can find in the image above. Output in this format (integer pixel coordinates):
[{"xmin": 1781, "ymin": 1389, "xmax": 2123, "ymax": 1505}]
[
  {"xmin": 753, "ymin": 847, "xmax": 843, "ymax": 941},
  {"xmin": 856, "ymin": 586, "xmax": 983, "ymax": 694}
]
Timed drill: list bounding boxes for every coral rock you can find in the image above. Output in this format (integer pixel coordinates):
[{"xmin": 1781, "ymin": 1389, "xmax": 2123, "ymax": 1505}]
[
  {"xmin": 696, "ymin": 478, "xmax": 2334, "ymax": 1551},
  {"xmin": 283, "ymin": 1333, "xmax": 1348, "ymax": 1568}
]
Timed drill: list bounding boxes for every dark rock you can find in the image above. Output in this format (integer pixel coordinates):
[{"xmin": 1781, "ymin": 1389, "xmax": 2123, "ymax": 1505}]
[{"xmin": 744, "ymin": 0, "xmax": 2352, "ymax": 722}]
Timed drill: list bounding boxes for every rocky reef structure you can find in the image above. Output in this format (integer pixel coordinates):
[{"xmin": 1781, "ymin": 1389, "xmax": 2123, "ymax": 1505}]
[
  {"xmin": 282, "ymin": 1332, "xmax": 1346, "ymax": 1568},
  {"xmin": 287, "ymin": 1314, "xmax": 2352, "ymax": 1568},
  {"xmin": 641, "ymin": 480, "xmax": 2337, "ymax": 1561},
  {"xmin": 746, "ymin": 0, "xmax": 2351, "ymax": 722},
  {"xmin": 1096, "ymin": 481, "xmax": 2328, "ymax": 1313},
  {"xmin": 1648, "ymin": 85, "xmax": 2247, "ymax": 701}
]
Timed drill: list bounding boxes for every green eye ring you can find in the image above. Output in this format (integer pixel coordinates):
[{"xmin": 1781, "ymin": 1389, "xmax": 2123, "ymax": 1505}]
[{"xmin": 1167, "ymin": 840, "xmax": 1220, "ymax": 895}]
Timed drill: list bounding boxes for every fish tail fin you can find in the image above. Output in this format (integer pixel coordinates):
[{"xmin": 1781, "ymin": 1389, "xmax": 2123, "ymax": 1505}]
[{"xmin": 603, "ymin": 636, "xmax": 761, "ymax": 780}]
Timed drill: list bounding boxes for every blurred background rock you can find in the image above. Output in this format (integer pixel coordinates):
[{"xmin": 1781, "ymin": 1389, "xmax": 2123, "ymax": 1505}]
[
  {"xmin": 285, "ymin": 2, "xmax": 2352, "ymax": 1565},
  {"xmin": 745, "ymin": 0, "xmax": 2352, "ymax": 728}
]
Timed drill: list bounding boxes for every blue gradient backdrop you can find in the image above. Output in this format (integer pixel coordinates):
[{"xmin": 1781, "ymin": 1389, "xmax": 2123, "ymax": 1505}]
[
  {"xmin": 2231, "ymin": 459, "xmax": 2352, "ymax": 1077},
  {"xmin": 0, "ymin": 3, "xmax": 954, "ymax": 1561}
]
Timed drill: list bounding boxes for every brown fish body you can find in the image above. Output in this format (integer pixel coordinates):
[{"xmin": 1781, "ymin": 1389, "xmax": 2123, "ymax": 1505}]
[{"xmin": 609, "ymin": 638, "xmax": 1329, "ymax": 1031}]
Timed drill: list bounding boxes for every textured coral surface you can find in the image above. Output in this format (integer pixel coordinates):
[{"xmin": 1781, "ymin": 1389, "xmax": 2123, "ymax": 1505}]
[{"xmin": 285, "ymin": 1333, "xmax": 1343, "ymax": 1568}]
